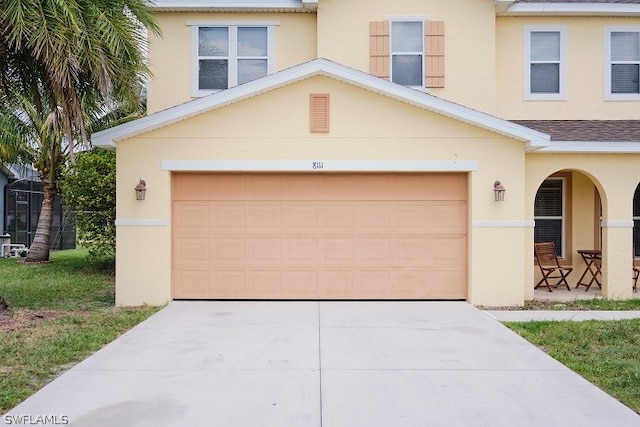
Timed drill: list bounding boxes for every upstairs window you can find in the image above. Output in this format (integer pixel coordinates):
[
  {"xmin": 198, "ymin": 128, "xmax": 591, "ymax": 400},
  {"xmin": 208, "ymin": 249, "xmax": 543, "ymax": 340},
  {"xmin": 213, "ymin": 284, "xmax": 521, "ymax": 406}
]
[
  {"xmin": 607, "ymin": 28, "xmax": 640, "ymax": 99},
  {"xmin": 391, "ymin": 21, "xmax": 424, "ymax": 87},
  {"xmin": 192, "ymin": 24, "xmax": 274, "ymax": 96},
  {"xmin": 524, "ymin": 26, "xmax": 566, "ymax": 100},
  {"xmin": 370, "ymin": 19, "xmax": 445, "ymax": 88}
]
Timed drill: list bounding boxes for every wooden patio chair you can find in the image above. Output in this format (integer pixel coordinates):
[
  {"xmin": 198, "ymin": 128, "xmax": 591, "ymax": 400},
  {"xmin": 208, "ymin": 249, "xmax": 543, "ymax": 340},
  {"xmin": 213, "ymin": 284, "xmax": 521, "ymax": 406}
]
[
  {"xmin": 633, "ymin": 266, "xmax": 639, "ymax": 292},
  {"xmin": 534, "ymin": 242, "xmax": 573, "ymax": 292}
]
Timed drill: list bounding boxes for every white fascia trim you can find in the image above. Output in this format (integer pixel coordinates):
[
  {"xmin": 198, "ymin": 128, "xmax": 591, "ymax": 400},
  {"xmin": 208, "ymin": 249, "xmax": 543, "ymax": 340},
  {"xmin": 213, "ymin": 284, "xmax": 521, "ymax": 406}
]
[
  {"xmin": 92, "ymin": 59, "xmax": 550, "ymax": 149},
  {"xmin": 501, "ymin": 3, "xmax": 640, "ymax": 16},
  {"xmin": 601, "ymin": 220, "xmax": 634, "ymax": 228},
  {"xmin": 161, "ymin": 160, "xmax": 480, "ymax": 172},
  {"xmin": 495, "ymin": 1, "xmax": 514, "ymax": 14},
  {"xmin": 302, "ymin": 0, "xmax": 317, "ymax": 10},
  {"xmin": 115, "ymin": 219, "xmax": 169, "ymax": 227},
  {"xmin": 151, "ymin": 1, "xmax": 304, "ymax": 11},
  {"xmin": 534, "ymin": 141, "xmax": 640, "ymax": 153},
  {"xmin": 472, "ymin": 220, "xmax": 535, "ymax": 228}
]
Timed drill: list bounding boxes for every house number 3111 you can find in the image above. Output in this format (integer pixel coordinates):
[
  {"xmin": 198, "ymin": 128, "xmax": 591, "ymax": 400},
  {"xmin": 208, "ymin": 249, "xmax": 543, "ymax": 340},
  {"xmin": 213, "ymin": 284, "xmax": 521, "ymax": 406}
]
[{"xmin": 312, "ymin": 162, "xmax": 324, "ymax": 170}]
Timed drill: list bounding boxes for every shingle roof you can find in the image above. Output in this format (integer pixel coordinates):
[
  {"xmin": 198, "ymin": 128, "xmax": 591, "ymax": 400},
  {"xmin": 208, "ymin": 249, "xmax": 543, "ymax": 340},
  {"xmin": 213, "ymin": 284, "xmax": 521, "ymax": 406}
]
[{"xmin": 511, "ymin": 120, "xmax": 640, "ymax": 141}]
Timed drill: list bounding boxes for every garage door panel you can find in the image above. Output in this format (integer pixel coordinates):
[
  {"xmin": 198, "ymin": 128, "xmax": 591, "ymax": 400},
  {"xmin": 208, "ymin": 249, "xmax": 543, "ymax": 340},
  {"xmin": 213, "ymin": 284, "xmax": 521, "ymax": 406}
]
[
  {"xmin": 285, "ymin": 204, "xmax": 319, "ymax": 229},
  {"xmin": 174, "ymin": 269, "xmax": 210, "ymax": 298},
  {"xmin": 321, "ymin": 270, "xmax": 356, "ymax": 297},
  {"xmin": 173, "ymin": 173, "xmax": 467, "ymax": 300},
  {"xmin": 284, "ymin": 270, "xmax": 318, "ymax": 297},
  {"xmin": 320, "ymin": 175, "xmax": 355, "ymax": 200},
  {"xmin": 248, "ymin": 271, "xmax": 283, "ymax": 297},
  {"xmin": 248, "ymin": 204, "xmax": 282, "ymax": 229},
  {"xmin": 211, "ymin": 175, "xmax": 247, "ymax": 200},
  {"xmin": 321, "ymin": 205, "xmax": 355, "ymax": 230},
  {"xmin": 213, "ymin": 238, "xmax": 246, "ymax": 263},
  {"xmin": 249, "ymin": 238, "xmax": 283, "ymax": 263},
  {"xmin": 358, "ymin": 238, "xmax": 391, "ymax": 264},
  {"xmin": 213, "ymin": 270, "xmax": 247, "ymax": 297},
  {"xmin": 426, "ymin": 201, "xmax": 467, "ymax": 233},
  {"xmin": 393, "ymin": 238, "xmax": 427, "ymax": 264},
  {"xmin": 174, "ymin": 237, "xmax": 210, "ymax": 264},
  {"xmin": 285, "ymin": 238, "xmax": 319, "ymax": 263},
  {"xmin": 323, "ymin": 238, "xmax": 356, "ymax": 264},
  {"xmin": 174, "ymin": 203, "xmax": 210, "ymax": 230},
  {"xmin": 213, "ymin": 204, "xmax": 246, "ymax": 229},
  {"xmin": 357, "ymin": 205, "xmax": 391, "ymax": 230},
  {"xmin": 246, "ymin": 175, "xmax": 283, "ymax": 200},
  {"xmin": 427, "ymin": 270, "xmax": 467, "ymax": 299},
  {"xmin": 357, "ymin": 270, "xmax": 392, "ymax": 297}
]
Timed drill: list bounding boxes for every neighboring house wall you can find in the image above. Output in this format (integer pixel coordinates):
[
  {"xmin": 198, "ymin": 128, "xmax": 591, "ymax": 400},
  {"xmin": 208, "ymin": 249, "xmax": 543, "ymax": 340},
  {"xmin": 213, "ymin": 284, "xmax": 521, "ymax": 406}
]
[
  {"xmin": 496, "ymin": 16, "xmax": 640, "ymax": 119},
  {"xmin": 146, "ymin": 12, "xmax": 317, "ymax": 113},
  {"xmin": 316, "ymin": 0, "xmax": 498, "ymax": 114}
]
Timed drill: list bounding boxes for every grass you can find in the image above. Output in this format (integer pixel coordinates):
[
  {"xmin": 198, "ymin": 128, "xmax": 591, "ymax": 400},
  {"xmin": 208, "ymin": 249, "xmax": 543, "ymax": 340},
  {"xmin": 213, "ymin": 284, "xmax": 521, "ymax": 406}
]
[
  {"xmin": 521, "ymin": 298, "xmax": 640, "ymax": 311},
  {"xmin": 0, "ymin": 249, "xmax": 161, "ymax": 414},
  {"xmin": 506, "ymin": 319, "xmax": 640, "ymax": 414}
]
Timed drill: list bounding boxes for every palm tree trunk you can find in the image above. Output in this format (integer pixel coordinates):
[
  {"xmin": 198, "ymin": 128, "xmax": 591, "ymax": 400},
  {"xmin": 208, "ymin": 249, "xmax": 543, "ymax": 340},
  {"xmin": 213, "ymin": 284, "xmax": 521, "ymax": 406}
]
[{"xmin": 25, "ymin": 184, "xmax": 56, "ymax": 262}]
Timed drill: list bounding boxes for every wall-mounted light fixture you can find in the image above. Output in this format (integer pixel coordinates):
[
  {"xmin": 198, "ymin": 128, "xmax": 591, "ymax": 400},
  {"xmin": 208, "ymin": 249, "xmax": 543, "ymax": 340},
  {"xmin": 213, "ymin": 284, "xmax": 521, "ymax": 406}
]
[
  {"xmin": 135, "ymin": 179, "xmax": 147, "ymax": 201},
  {"xmin": 493, "ymin": 180, "xmax": 506, "ymax": 202}
]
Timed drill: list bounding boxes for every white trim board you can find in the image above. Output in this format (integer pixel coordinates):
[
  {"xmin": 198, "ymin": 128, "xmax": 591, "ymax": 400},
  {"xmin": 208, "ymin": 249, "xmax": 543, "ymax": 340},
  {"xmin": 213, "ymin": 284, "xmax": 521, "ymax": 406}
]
[
  {"xmin": 601, "ymin": 220, "xmax": 634, "ymax": 228},
  {"xmin": 161, "ymin": 160, "xmax": 480, "ymax": 172},
  {"xmin": 115, "ymin": 219, "xmax": 169, "ymax": 227}
]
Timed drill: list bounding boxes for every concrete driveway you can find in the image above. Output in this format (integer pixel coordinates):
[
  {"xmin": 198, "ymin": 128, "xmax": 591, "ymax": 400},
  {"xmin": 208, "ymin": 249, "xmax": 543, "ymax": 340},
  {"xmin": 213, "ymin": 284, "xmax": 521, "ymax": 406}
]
[{"xmin": 3, "ymin": 301, "xmax": 639, "ymax": 427}]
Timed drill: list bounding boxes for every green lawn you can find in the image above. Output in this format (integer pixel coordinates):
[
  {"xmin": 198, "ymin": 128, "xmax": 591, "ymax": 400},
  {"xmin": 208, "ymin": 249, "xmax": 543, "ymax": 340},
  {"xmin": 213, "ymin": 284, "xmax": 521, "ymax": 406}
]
[
  {"xmin": 506, "ymin": 319, "xmax": 640, "ymax": 414},
  {"xmin": 0, "ymin": 249, "xmax": 160, "ymax": 414}
]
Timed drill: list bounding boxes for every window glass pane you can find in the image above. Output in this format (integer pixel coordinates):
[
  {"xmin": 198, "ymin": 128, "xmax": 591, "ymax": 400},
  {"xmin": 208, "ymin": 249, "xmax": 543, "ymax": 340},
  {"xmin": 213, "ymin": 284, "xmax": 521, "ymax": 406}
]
[
  {"xmin": 531, "ymin": 32, "xmax": 560, "ymax": 61},
  {"xmin": 531, "ymin": 63, "xmax": 560, "ymax": 93},
  {"xmin": 238, "ymin": 59, "xmax": 267, "ymax": 84},
  {"xmin": 391, "ymin": 21, "xmax": 422, "ymax": 52},
  {"xmin": 199, "ymin": 27, "xmax": 228, "ymax": 56},
  {"xmin": 635, "ymin": 220, "xmax": 640, "ymax": 257},
  {"xmin": 238, "ymin": 27, "xmax": 267, "ymax": 56},
  {"xmin": 535, "ymin": 219, "xmax": 563, "ymax": 256},
  {"xmin": 534, "ymin": 180, "xmax": 562, "ymax": 216},
  {"xmin": 612, "ymin": 64, "xmax": 639, "ymax": 93},
  {"xmin": 199, "ymin": 59, "xmax": 228, "ymax": 89},
  {"xmin": 612, "ymin": 32, "xmax": 640, "ymax": 61},
  {"xmin": 392, "ymin": 55, "xmax": 422, "ymax": 86},
  {"xmin": 634, "ymin": 184, "xmax": 640, "ymax": 216}
]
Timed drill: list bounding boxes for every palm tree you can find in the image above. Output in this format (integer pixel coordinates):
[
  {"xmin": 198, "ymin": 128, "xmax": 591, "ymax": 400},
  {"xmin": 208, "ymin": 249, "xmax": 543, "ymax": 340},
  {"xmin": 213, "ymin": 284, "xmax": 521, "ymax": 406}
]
[{"xmin": 0, "ymin": 0, "xmax": 159, "ymax": 262}]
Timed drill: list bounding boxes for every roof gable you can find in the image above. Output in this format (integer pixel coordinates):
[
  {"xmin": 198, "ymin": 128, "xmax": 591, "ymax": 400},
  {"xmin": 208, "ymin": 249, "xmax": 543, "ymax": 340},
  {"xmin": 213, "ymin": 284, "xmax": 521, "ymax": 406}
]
[{"xmin": 92, "ymin": 59, "xmax": 550, "ymax": 150}]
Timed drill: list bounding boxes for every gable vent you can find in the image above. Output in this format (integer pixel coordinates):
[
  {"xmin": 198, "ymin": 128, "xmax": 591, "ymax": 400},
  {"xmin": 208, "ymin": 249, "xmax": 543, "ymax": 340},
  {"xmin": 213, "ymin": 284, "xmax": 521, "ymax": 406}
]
[{"xmin": 310, "ymin": 94, "xmax": 330, "ymax": 133}]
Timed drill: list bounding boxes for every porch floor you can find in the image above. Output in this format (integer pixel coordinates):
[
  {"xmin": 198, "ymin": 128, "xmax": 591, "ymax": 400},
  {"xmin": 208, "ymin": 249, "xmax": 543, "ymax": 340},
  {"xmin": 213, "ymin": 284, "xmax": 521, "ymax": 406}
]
[{"xmin": 533, "ymin": 286, "xmax": 640, "ymax": 302}]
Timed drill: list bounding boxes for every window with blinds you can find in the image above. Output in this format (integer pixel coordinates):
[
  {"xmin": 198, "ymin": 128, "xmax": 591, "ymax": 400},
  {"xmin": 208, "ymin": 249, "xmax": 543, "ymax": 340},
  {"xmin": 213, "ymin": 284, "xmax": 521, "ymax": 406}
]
[
  {"xmin": 524, "ymin": 26, "xmax": 566, "ymax": 100},
  {"xmin": 534, "ymin": 179, "xmax": 564, "ymax": 257},
  {"xmin": 606, "ymin": 28, "xmax": 640, "ymax": 98}
]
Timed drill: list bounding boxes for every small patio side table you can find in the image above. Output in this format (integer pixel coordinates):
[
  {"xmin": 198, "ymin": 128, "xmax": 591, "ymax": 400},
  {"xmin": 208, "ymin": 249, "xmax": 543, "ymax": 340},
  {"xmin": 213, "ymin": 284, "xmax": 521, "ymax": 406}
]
[{"xmin": 575, "ymin": 249, "xmax": 602, "ymax": 292}]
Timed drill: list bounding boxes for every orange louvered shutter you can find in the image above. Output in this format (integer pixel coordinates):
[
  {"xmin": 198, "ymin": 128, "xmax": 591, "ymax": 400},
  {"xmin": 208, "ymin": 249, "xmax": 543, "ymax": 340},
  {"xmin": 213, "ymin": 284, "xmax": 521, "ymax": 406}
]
[
  {"xmin": 425, "ymin": 20, "xmax": 445, "ymax": 88},
  {"xmin": 370, "ymin": 21, "xmax": 390, "ymax": 80},
  {"xmin": 310, "ymin": 94, "xmax": 330, "ymax": 133}
]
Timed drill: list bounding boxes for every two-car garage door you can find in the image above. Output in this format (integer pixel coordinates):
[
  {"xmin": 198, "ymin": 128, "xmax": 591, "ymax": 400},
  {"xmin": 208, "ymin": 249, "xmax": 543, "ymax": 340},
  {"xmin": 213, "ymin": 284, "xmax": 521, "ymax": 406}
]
[{"xmin": 172, "ymin": 173, "xmax": 467, "ymax": 300}]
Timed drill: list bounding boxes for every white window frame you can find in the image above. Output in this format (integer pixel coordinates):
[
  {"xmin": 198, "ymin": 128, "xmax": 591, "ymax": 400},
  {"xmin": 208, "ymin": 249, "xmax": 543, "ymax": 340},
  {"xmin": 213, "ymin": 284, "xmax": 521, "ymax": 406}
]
[
  {"xmin": 389, "ymin": 19, "xmax": 425, "ymax": 88},
  {"xmin": 524, "ymin": 25, "xmax": 567, "ymax": 101},
  {"xmin": 605, "ymin": 26, "xmax": 640, "ymax": 101},
  {"xmin": 534, "ymin": 178, "xmax": 566, "ymax": 259},
  {"xmin": 189, "ymin": 21, "xmax": 276, "ymax": 97}
]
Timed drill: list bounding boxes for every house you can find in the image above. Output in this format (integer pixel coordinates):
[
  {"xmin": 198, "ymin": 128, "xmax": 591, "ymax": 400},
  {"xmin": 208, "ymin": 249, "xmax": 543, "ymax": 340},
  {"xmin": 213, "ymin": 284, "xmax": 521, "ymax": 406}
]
[{"xmin": 93, "ymin": 0, "xmax": 640, "ymax": 306}]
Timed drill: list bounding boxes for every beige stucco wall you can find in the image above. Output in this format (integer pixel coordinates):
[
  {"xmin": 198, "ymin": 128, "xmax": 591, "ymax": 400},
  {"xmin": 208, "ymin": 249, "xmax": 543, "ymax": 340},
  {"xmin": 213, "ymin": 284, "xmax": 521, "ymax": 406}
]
[
  {"xmin": 316, "ymin": 0, "xmax": 497, "ymax": 114},
  {"xmin": 115, "ymin": 75, "xmax": 528, "ymax": 306},
  {"xmin": 526, "ymin": 154, "xmax": 640, "ymax": 300},
  {"xmin": 146, "ymin": 12, "xmax": 317, "ymax": 114},
  {"xmin": 497, "ymin": 16, "xmax": 640, "ymax": 119}
]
